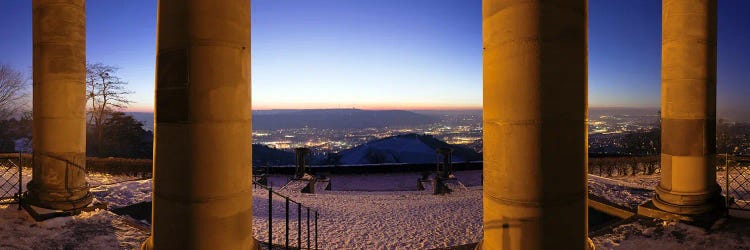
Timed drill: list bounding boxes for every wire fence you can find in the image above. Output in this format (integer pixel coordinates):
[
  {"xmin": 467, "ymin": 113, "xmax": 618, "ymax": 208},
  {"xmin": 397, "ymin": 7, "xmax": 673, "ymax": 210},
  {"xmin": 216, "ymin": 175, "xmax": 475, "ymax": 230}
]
[
  {"xmin": 726, "ymin": 155, "xmax": 750, "ymax": 211},
  {"xmin": 253, "ymin": 180, "xmax": 319, "ymax": 250},
  {"xmin": 0, "ymin": 153, "xmax": 22, "ymax": 206}
]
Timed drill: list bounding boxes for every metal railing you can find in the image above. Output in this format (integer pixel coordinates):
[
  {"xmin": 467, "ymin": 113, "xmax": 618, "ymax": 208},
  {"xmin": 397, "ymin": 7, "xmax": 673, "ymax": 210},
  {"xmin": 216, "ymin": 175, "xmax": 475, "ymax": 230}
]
[
  {"xmin": 35, "ymin": 152, "xmax": 92, "ymax": 207},
  {"xmin": 253, "ymin": 180, "xmax": 319, "ymax": 250},
  {"xmin": 0, "ymin": 153, "xmax": 22, "ymax": 207},
  {"xmin": 725, "ymin": 155, "xmax": 750, "ymax": 211}
]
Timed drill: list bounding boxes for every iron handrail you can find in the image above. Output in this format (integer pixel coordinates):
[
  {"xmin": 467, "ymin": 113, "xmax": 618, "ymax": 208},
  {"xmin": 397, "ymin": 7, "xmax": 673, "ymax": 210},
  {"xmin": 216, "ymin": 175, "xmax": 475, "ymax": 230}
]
[
  {"xmin": 252, "ymin": 180, "xmax": 320, "ymax": 250},
  {"xmin": 34, "ymin": 152, "xmax": 90, "ymax": 208}
]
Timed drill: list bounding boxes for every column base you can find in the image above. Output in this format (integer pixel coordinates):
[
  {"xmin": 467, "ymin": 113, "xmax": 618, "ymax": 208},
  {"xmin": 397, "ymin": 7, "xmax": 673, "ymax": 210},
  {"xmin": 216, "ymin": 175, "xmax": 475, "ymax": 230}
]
[
  {"xmin": 474, "ymin": 238, "xmax": 596, "ymax": 250},
  {"xmin": 639, "ymin": 198, "xmax": 726, "ymax": 229},
  {"xmin": 141, "ymin": 236, "xmax": 152, "ymax": 250},
  {"xmin": 21, "ymin": 188, "xmax": 93, "ymax": 211},
  {"xmin": 651, "ymin": 185, "xmax": 725, "ymax": 215},
  {"xmin": 141, "ymin": 236, "xmax": 261, "ymax": 250},
  {"xmin": 20, "ymin": 198, "xmax": 105, "ymax": 221}
]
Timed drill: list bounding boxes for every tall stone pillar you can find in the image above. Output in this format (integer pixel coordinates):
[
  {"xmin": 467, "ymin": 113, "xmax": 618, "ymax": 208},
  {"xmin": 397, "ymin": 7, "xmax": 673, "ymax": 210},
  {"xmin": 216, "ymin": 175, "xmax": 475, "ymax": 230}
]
[
  {"xmin": 27, "ymin": 0, "xmax": 92, "ymax": 211},
  {"xmin": 481, "ymin": 0, "xmax": 588, "ymax": 249},
  {"xmin": 143, "ymin": 0, "xmax": 255, "ymax": 249},
  {"xmin": 654, "ymin": 0, "xmax": 721, "ymax": 215}
]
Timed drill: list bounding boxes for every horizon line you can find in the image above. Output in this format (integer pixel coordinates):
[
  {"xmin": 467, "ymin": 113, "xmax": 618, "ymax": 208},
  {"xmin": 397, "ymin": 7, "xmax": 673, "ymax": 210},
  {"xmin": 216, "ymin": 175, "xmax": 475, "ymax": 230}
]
[{"xmin": 125, "ymin": 105, "xmax": 662, "ymax": 113}]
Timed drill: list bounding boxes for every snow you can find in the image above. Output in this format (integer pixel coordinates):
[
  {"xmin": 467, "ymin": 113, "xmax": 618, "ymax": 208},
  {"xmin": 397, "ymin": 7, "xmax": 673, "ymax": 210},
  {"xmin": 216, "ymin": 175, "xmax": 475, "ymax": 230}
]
[
  {"xmin": 0, "ymin": 170, "xmax": 151, "ymax": 249},
  {"xmin": 339, "ymin": 136, "xmax": 439, "ymax": 164},
  {"xmin": 87, "ymin": 172, "xmax": 149, "ymax": 188},
  {"xmin": 587, "ymin": 174, "xmax": 654, "ymax": 209},
  {"xmin": 251, "ymin": 187, "xmax": 483, "ymax": 250},
  {"xmin": 10, "ymin": 167, "xmax": 148, "ymax": 195},
  {"xmin": 591, "ymin": 218, "xmax": 750, "ymax": 249},
  {"xmin": 590, "ymin": 172, "xmax": 750, "ymax": 249},
  {"xmin": 442, "ymin": 179, "xmax": 469, "ymax": 192},
  {"xmin": 0, "ymin": 206, "xmax": 148, "ymax": 249},
  {"xmin": 278, "ymin": 179, "xmax": 310, "ymax": 193},
  {"xmin": 91, "ymin": 179, "xmax": 152, "ymax": 209},
  {"xmin": 265, "ymin": 170, "xmax": 483, "ymax": 192},
  {"xmin": 724, "ymin": 169, "xmax": 750, "ymax": 203},
  {"xmin": 591, "ymin": 170, "xmax": 750, "ymax": 211},
  {"xmin": 2, "ymin": 169, "xmax": 750, "ymax": 249},
  {"xmin": 256, "ymin": 171, "xmax": 483, "ymax": 249}
]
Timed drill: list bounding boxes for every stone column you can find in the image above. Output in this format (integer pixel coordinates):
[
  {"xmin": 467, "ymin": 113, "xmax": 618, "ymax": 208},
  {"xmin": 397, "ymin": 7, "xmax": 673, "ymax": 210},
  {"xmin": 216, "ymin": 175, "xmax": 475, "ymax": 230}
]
[
  {"xmin": 654, "ymin": 0, "xmax": 721, "ymax": 215},
  {"xmin": 481, "ymin": 0, "xmax": 588, "ymax": 249},
  {"xmin": 26, "ymin": 0, "xmax": 91, "ymax": 211},
  {"xmin": 143, "ymin": 0, "xmax": 255, "ymax": 249}
]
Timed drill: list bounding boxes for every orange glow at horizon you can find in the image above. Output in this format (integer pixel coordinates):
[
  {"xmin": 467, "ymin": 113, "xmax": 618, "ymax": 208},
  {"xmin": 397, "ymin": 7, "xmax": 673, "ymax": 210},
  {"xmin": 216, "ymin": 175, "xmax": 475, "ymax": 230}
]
[
  {"xmin": 126, "ymin": 103, "xmax": 483, "ymax": 112},
  {"xmin": 126, "ymin": 103, "xmax": 663, "ymax": 112},
  {"xmin": 125, "ymin": 105, "xmax": 482, "ymax": 112}
]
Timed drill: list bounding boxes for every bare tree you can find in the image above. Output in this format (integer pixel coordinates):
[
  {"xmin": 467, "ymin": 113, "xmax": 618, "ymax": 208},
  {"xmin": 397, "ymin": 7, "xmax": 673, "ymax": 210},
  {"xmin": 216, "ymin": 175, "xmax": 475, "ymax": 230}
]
[
  {"xmin": 0, "ymin": 64, "xmax": 28, "ymax": 120},
  {"xmin": 86, "ymin": 63, "xmax": 133, "ymax": 154}
]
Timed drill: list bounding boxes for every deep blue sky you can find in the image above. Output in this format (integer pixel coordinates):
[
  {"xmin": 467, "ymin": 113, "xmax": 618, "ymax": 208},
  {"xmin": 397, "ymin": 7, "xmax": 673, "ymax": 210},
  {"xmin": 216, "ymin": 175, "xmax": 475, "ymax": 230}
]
[{"xmin": 0, "ymin": 1, "xmax": 748, "ymax": 119}]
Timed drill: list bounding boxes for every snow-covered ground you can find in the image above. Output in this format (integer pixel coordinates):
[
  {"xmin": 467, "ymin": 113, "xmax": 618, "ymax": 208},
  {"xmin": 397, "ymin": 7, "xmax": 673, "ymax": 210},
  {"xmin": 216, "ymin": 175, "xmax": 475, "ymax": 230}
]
[
  {"xmin": 0, "ymin": 206, "xmax": 149, "ymax": 249},
  {"xmin": 91, "ymin": 179, "xmax": 152, "ymax": 209},
  {"xmin": 3, "ymin": 167, "xmax": 150, "ymax": 208},
  {"xmin": 0, "ymin": 171, "xmax": 150, "ymax": 249},
  {"xmin": 266, "ymin": 170, "xmax": 483, "ymax": 191},
  {"xmin": 252, "ymin": 187, "xmax": 483, "ymax": 249},
  {"xmin": 592, "ymin": 217, "xmax": 750, "ymax": 249},
  {"xmin": 590, "ymin": 171, "xmax": 750, "ymax": 250},
  {"xmin": 595, "ymin": 169, "xmax": 750, "ymax": 210},
  {"xmin": 338, "ymin": 135, "xmax": 441, "ymax": 164},
  {"xmin": 588, "ymin": 174, "xmax": 654, "ymax": 209},
  {"xmin": 4, "ymin": 167, "xmax": 148, "ymax": 195},
  {"xmin": 1, "ymin": 170, "xmax": 750, "ymax": 249}
]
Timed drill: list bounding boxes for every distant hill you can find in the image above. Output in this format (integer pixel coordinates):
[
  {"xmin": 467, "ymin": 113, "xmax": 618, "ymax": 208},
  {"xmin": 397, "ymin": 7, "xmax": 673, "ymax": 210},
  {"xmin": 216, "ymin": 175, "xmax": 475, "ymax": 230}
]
[
  {"xmin": 126, "ymin": 109, "xmax": 438, "ymax": 131},
  {"xmin": 252, "ymin": 144, "xmax": 294, "ymax": 166},
  {"xmin": 333, "ymin": 133, "xmax": 481, "ymax": 165},
  {"xmin": 410, "ymin": 109, "xmax": 482, "ymax": 116},
  {"xmin": 126, "ymin": 112, "xmax": 154, "ymax": 131},
  {"xmin": 252, "ymin": 109, "xmax": 438, "ymax": 130},
  {"xmin": 588, "ymin": 107, "xmax": 660, "ymax": 118}
]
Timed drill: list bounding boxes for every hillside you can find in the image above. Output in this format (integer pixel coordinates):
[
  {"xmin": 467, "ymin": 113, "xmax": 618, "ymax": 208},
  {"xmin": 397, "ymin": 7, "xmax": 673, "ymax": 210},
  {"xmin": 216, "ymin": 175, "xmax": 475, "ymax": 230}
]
[
  {"xmin": 252, "ymin": 144, "xmax": 294, "ymax": 166},
  {"xmin": 334, "ymin": 133, "xmax": 481, "ymax": 165}
]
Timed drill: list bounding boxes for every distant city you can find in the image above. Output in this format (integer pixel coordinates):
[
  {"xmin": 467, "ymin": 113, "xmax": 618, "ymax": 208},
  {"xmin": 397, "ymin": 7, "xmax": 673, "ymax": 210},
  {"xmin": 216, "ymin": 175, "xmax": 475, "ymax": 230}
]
[
  {"xmin": 128, "ymin": 107, "xmax": 750, "ymax": 157},
  {"xmin": 252, "ymin": 110, "xmax": 483, "ymax": 154}
]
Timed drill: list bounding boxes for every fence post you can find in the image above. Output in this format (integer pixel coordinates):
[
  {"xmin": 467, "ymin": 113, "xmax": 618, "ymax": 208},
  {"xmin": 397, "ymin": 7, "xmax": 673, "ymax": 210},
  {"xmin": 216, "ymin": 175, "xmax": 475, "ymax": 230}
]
[
  {"xmin": 268, "ymin": 187, "xmax": 273, "ymax": 248},
  {"xmin": 726, "ymin": 154, "xmax": 730, "ymax": 210},
  {"xmin": 315, "ymin": 211, "xmax": 318, "ymax": 250},
  {"xmin": 307, "ymin": 207, "xmax": 310, "ymax": 249},
  {"xmin": 285, "ymin": 197, "xmax": 289, "ymax": 250},
  {"xmin": 18, "ymin": 152, "xmax": 22, "ymax": 210},
  {"xmin": 298, "ymin": 202, "xmax": 301, "ymax": 250}
]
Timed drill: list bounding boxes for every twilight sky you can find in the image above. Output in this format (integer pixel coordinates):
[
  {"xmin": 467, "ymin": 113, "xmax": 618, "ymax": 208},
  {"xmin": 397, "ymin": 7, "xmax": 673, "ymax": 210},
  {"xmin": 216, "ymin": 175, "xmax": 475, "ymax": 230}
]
[{"xmin": 0, "ymin": 1, "xmax": 748, "ymax": 117}]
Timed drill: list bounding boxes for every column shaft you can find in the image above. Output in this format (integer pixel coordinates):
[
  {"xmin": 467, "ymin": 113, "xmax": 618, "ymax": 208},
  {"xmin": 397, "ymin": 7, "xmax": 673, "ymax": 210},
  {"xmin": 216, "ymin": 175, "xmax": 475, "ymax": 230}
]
[
  {"xmin": 144, "ymin": 0, "xmax": 254, "ymax": 249},
  {"xmin": 28, "ymin": 0, "xmax": 91, "ymax": 210},
  {"xmin": 655, "ymin": 0, "xmax": 721, "ymax": 215},
  {"xmin": 482, "ymin": 0, "xmax": 588, "ymax": 249}
]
